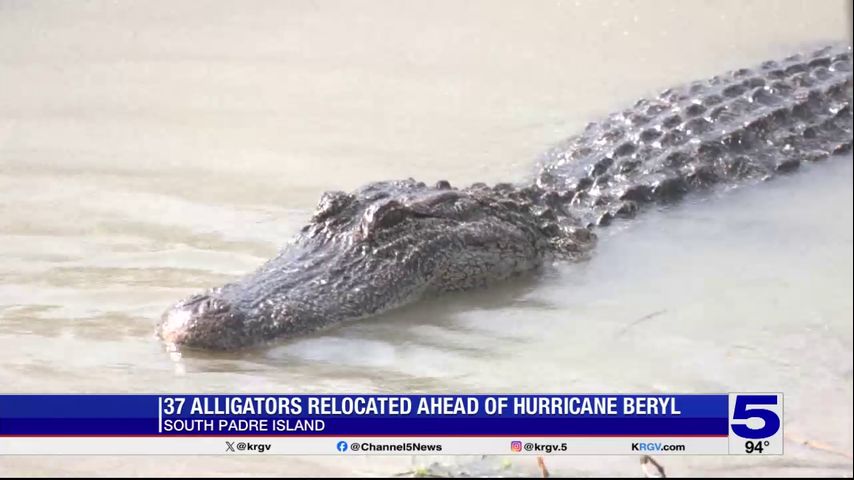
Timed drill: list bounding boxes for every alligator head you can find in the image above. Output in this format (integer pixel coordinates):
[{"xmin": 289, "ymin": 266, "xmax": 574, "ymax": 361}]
[{"xmin": 157, "ymin": 179, "xmax": 592, "ymax": 349}]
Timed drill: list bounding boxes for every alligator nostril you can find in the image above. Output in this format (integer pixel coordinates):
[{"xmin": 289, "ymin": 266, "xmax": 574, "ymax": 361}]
[
  {"xmin": 158, "ymin": 304, "xmax": 195, "ymax": 344},
  {"xmin": 157, "ymin": 291, "xmax": 252, "ymax": 349},
  {"xmin": 192, "ymin": 296, "xmax": 226, "ymax": 316},
  {"xmin": 159, "ymin": 294, "xmax": 228, "ymax": 344}
]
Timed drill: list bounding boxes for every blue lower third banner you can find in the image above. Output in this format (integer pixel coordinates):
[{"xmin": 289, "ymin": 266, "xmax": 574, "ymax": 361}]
[{"xmin": 0, "ymin": 394, "xmax": 783, "ymax": 455}]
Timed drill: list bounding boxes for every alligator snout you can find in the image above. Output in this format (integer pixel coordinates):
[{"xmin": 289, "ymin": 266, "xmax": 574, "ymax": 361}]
[{"xmin": 157, "ymin": 292, "xmax": 249, "ymax": 350}]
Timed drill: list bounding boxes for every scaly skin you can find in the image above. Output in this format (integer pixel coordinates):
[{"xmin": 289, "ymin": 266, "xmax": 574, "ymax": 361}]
[{"xmin": 158, "ymin": 45, "xmax": 852, "ymax": 350}]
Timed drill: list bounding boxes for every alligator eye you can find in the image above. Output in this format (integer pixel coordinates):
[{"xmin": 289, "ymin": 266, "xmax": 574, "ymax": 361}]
[
  {"xmin": 373, "ymin": 207, "xmax": 407, "ymax": 229},
  {"xmin": 359, "ymin": 200, "xmax": 409, "ymax": 239},
  {"xmin": 312, "ymin": 191, "xmax": 353, "ymax": 222}
]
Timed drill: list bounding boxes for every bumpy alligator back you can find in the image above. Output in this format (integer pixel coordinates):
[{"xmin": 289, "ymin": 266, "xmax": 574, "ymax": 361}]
[{"xmin": 536, "ymin": 45, "xmax": 853, "ymax": 228}]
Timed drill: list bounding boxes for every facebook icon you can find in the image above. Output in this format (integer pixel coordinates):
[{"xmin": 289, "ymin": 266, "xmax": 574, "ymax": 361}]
[{"xmin": 336, "ymin": 441, "xmax": 348, "ymax": 452}]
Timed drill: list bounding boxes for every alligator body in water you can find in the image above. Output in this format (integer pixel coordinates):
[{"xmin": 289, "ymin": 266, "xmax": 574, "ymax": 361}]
[{"xmin": 159, "ymin": 45, "xmax": 853, "ymax": 350}]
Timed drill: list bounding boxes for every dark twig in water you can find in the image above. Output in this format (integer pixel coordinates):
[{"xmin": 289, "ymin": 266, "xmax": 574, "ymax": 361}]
[
  {"xmin": 785, "ymin": 432, "xmax": 854, "ymax": 459},
  {"xmin": 640, "ymin": 455, "xmax": 666, "ymax": 478},
  {"xmin": 615, "ymin": 310, "xmax": 666, "ymax": 338},
  {"xmin": 536, "ymin": 456, "xmax": 550, "ymax": 478}
]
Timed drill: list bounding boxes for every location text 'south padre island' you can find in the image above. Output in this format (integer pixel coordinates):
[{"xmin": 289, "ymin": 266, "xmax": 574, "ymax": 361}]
[{"xmin": 161, "ymin": 418, "xmax": 325, "ymax": 433}]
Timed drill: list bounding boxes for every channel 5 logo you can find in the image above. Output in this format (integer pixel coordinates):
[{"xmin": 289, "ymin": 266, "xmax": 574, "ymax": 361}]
[
  {"xmin": 729, "ymin": 394, "xmax": 781, "ymax": 439},
  {"xmin": 510, "ymin": 440, "xmax": 523, "ymax": 452},
  {"xmin": 728, "ymin": 393, "xmax": 784, "ymax": 455}
]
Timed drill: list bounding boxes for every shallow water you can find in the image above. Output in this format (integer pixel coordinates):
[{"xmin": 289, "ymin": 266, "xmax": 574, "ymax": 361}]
[{"xmin": 0, "ymin": 0, "xmax": 852, "ymax": 476}]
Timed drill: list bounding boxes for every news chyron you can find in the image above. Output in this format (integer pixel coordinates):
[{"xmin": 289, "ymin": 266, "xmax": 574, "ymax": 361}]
[{"xmin": 0, "ymin": 393, "xmax": 782, "ymax": 455}]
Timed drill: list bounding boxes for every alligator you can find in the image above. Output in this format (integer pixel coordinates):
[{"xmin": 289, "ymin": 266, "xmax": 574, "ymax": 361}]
[{"xmin": 158, "ymin": 45, "xmax": 853, "ymax": 350}]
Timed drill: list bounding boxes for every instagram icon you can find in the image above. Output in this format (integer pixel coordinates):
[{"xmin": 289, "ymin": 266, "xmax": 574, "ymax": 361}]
[{"xmin": 510, "ymin": 441, "xmax": 523, "ymax": 452}]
